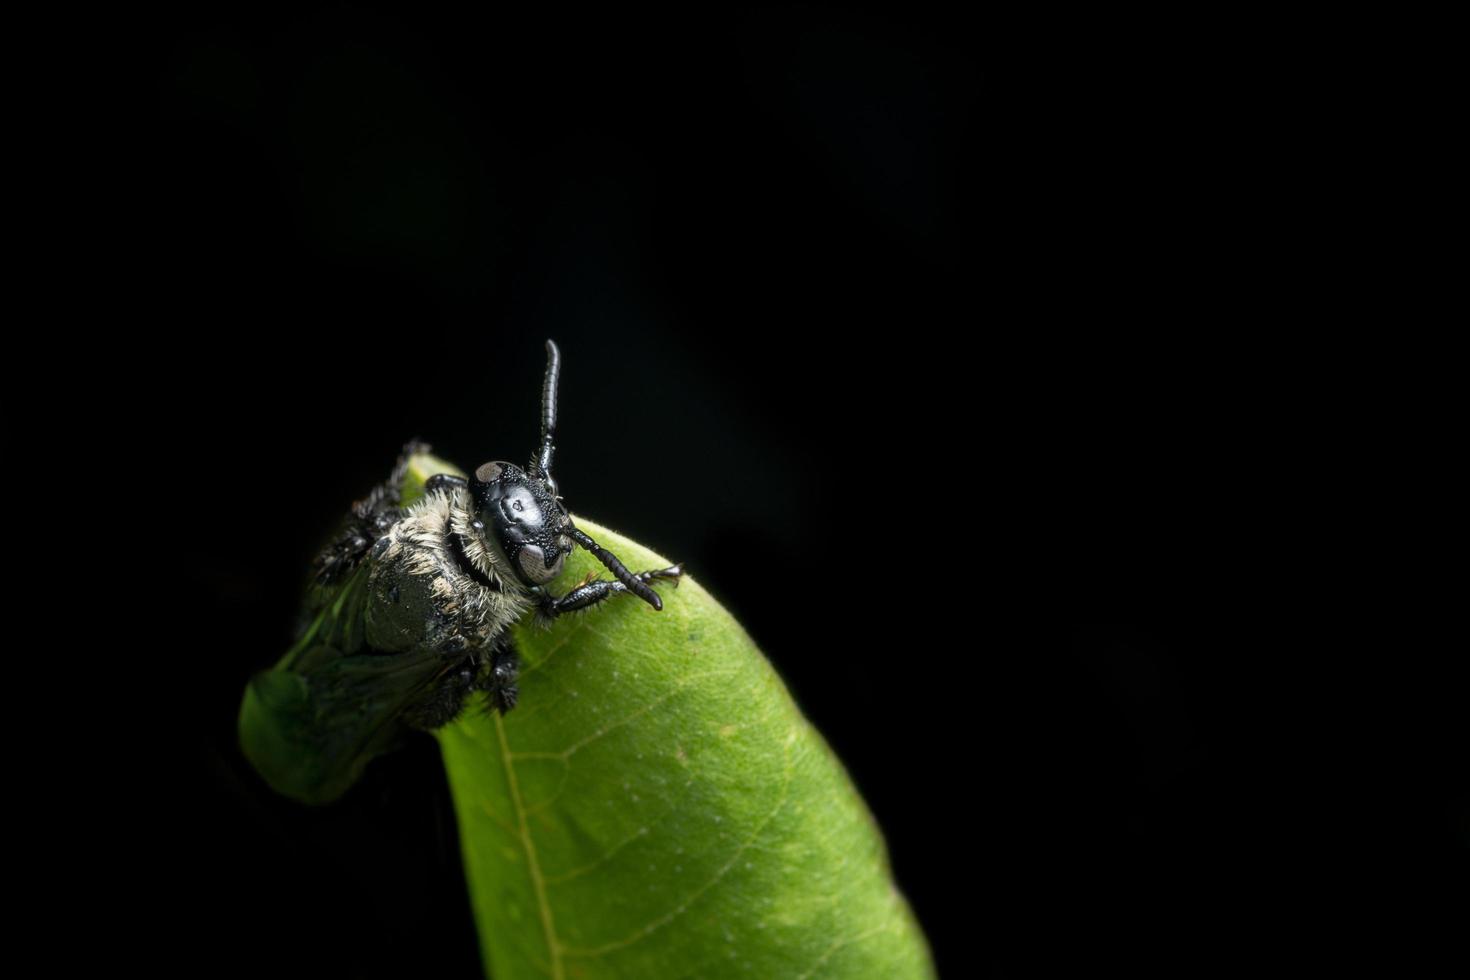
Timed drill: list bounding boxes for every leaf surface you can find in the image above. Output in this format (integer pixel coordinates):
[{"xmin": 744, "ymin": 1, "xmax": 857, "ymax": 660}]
[{"xmin": 405, "ymin": 455, "xmax": 934, "ymax": 979}]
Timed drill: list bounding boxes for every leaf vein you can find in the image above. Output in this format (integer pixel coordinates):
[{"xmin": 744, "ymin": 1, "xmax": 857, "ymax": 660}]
[
  {"xmin": 540, "ymin": 776, "xmax": 698, "ymax": 884},
  {"xmin": 795, "ymin": 923, "xmax": 893, "ymax": 980},
  {"xmin": 495, "ymin": 710, "xmax": 563, "ymax": 979},
  {"xmin": 511, "ymin": 669, "xmax": 738, "ymax": 762},
  {"xmin": 518, "ymin": 619, "xmax": 590, "ymax": 678},
  {"xmin": 561, "ymin": 727, "xmax": 797, "ymax": 959}
]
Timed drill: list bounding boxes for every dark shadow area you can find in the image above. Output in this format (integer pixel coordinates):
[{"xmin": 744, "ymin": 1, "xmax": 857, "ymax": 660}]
[{"xmin": 107, "ymin": 4, "xmax": 1461, "ymax": 977}]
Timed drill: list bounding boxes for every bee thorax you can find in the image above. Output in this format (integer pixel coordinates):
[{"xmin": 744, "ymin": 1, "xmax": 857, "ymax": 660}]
[{"xmin": 363, "ymin": 490, "xmax": 532, "ymax": 656}]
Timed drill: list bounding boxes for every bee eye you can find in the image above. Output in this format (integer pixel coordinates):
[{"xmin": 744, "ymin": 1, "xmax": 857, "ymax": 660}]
[{"xmin": 516, "ymin": 544, "xmax": 564, "ymax": 585}]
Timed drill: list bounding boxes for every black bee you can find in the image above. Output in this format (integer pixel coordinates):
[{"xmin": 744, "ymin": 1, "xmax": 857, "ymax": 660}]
[{"xmin": 239, "ymin": 341, "xmax": 682, "ymax": 804}]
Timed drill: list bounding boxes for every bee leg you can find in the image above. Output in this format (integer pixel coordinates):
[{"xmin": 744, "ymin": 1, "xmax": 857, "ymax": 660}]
[
  {"xmin": 404, "ymin": 662, "xmax": 478, "ymax": 730},
  {"xmin": 538, "ymin": 564, "xmax": 683, "ymax": 618},
  {"xmin": 424, "ymin": 473, "xmax": 469, "ymax": 494},
  {"xmin": 313, "ymin": 485, "xmax": 402, "ymax": 586},
  {"xmin": 477, "ymin": 639, "xmax": 521, "ymax": 714},
  {"xmin": 312, "ymin": 442, "xmax": 428, "ymax": 586}
]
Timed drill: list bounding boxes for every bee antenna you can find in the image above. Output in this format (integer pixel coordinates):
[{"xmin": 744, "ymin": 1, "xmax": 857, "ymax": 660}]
[
  {"xmin": 566, "ymin": 527, "xmax": 662, "ymax": 611},
  {"xmin": 536, "ymin": 339, "xmax": 560, "ymax": 487}
]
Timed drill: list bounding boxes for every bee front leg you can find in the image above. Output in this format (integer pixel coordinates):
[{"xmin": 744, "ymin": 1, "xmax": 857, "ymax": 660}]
[{"xmin": 537, "ymin": 565, "xmax": 684, "ymax": 618}]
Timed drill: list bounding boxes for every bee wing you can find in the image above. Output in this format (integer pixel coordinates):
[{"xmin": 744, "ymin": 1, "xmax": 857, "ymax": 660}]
[
  {"xmin": 287, "ymin": 561, "xmax": 375, "ymax": 670},
  {"xmin": 240, "ymin": 563, "xmax": 447, "ymax": 805},
  {"xmin": 240, "ymin": 648, "xmax": 448, "ymax": 805}
]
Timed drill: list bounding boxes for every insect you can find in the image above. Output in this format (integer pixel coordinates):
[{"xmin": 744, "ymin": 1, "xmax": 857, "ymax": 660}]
[{"xmin": 239, "ymin": 340, "xmax": 683, "ymax": 804}]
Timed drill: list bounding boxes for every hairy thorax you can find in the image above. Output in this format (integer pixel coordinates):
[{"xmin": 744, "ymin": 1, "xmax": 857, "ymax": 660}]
[{"xmin": 363, "ymin": 488, "xmax": 532, "ymax": 656}]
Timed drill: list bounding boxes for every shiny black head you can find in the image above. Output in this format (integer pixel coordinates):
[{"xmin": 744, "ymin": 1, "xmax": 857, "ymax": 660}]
[
  {"xmin": 464, "ymin": 340, "xmax": 664, "ymax": 609},
  {"xmin": 469, "ymin": 461, "xmax": 571, "ymax": 586}
]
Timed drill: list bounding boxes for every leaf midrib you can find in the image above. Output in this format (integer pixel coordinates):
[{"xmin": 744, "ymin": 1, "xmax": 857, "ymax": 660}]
[{"xmin": 495, "ymin": 710, "xmax": 563, "ymax": 979}]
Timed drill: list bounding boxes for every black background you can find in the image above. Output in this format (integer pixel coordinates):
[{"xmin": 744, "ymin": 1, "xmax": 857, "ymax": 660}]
[{"xmin": 115, "ymin": 4, "xmax": 1463, "ymax": 978}]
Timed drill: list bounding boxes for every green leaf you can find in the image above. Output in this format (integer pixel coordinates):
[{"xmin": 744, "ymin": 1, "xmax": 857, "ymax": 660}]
[{"xmin": 405, "ymin": 455, "xmax": 935, "ymax": 979}]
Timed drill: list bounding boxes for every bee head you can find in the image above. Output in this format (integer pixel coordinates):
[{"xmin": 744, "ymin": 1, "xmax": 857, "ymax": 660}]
[
  {"xmin": 469, "ymin": 461, "xmax": 572, "ymax": 586},
  {"xmin": 463, "ymin": 340, "xmax": 663, "ymax": 609}
]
